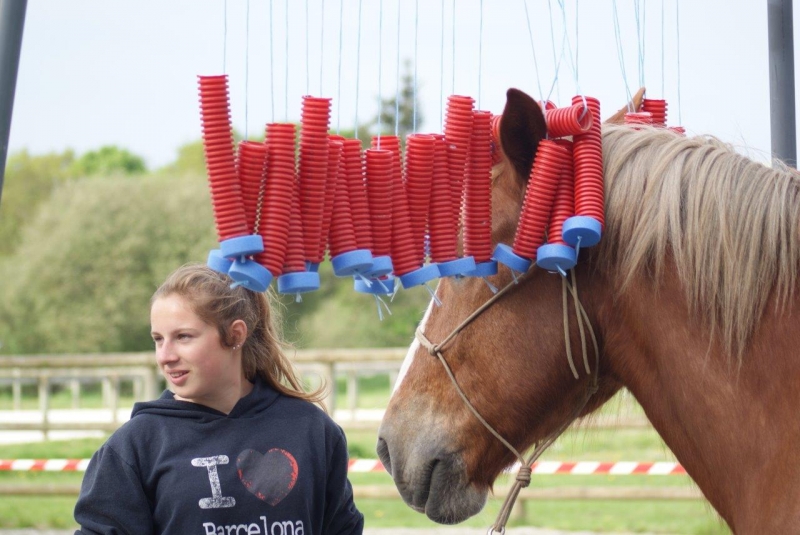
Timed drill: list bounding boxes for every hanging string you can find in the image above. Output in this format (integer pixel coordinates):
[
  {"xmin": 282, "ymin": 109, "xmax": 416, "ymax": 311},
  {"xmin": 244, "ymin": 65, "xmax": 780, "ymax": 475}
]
[
  {"xmin": 478, "ymin": 0, "xmax": 484, "ymax": 109},
  {"xmin": 413, "ymin": 0, "xmax": 419, "ymax": 132},
  {"xmin": 522, "ymin": 0, "xmax": 545, "ymax": 102},
  {"xmin": 440, "ymin": 0, "xmax": 445, "ymax": 130},
  {"xmin": 285, "ymin": 0, "xmax": 289, "ymax": 121},
  {"xmin": 556, "ymin": 0, "xmax": 581, "ymax": 97},
  {"xmin": 377, "ymin": 0, "xmax": 384, "ymax": 147},
  {"xmin": 545, "ymin": 0, "xmax": 567, "ymax": 103},
  {"xmin": 245, "ymin": 0, "xmax": 250, "ymax": 138},
  {"xmin": 336, "ymin": 0, "xmax": 344, "ymax": 133},
  {"xmin": 676, "ymin": 0, "xmax": 682, "ymax": 124},
  {"xmin": 223, "ymin": 0, "xmax": 228, "ymax": 73},
  {"xmin": 575, "ymin": 0, "xmax": 580, "ymax": 82},
  {"xmin": 546, "ymin": 0, "xmax": 561, "ymax": 103},
  {"xmin": 395, "ymin": 0, "xmax": 402, "ymax": 136},
  {"xmin": 612, "ymin": 0, "xmax": 633, "ymax": 111},
  {"xmin": 320, "ymin": 0, "xmax": 325, "ymax": 96},
  {"xmin": 634, "ymin": 0, "xmax": 646, "ymax": 89},
  {"xmin": 354, "ymin": 0, "xmax": 363, "ymax": 139},
  {"xmin": 269, "ymin": 0, "xmax": 275, "ymax": 122},
  {"xmin": 661, "ymin": 0, "xmax": 665, "ymax": 96},
  {"xmin": 451, "ymin": 0, "xmax": 456, "ymax": 95},
  {"xmin": 305, "ymin": 0, "xmax": 310, "ymax": 95}
]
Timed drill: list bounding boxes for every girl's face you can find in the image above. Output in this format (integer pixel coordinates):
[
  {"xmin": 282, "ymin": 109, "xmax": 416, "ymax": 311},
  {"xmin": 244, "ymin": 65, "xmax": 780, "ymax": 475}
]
[{"xmin": 150, "ymin": 294, "xmax": 246, "ymax": 413}]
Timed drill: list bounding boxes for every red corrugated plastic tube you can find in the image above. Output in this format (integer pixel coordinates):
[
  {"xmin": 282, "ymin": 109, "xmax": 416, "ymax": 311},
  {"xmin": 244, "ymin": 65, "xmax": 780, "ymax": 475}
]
[
  {"xmin": 365, "ymin": 149, "xmax": 394, "ymax": 258},
  {"xmin": 298, "ymin": 96, "xmax": 331, "ymax": 263},
  {"xmin": 404, "ymin": 134, "xmax": 436, "ymax": 262},
  {"xmin": 237, "ymin": 141, "xmax": 268, "ymax": 234},
  {"xmin": 512, "ymin": 140, "xmax": 571, "ymax": 258},
  {"xmin": 329, "ymin": 140, "xmax": 360, "ymax": 258},
  {"xmin": 198, "ymin": 75, "xmax": 249, "ymax": 243},
  {"xmin": 625, "ymin": 111, "xmax": 653, "ymax": 125},
  {"xmin": 546, "ymin": 104, "xmax": 594, "ymax": 138},
  {"xmin": 429, "ymin": 135, "xmax": 457, "ymax": 263},
  {"xmin": 670, "ymin": 126, "xmax": 686, "ymax": 136},
  {"xmin": 463, "ymin": 111, "xmax": 493, "ymax": 263},
  {"xmin": 642, "ymin": 98, "xmax": 668, "ymax": 127},
  {"xmin": 373, "ymin": 135, "xmax": 417, "ymax": 276},
  {"xmin": 490, "ymin": 114, "xmax": 503, "ymax": 165},
  {"xmin": 315, "ymin": 136, "xmax": 343, "ymax": 263},
  {"xmin": 343, "ymin": 139, "xmax": 373, "ymax": 252},
  {"xmin": 548, "ymin": 140, "xmax": 575, "ymax": 246},
  {"xmin": 282, "ymin": 172, "xmax": 306, "ymax": 274},
  {"xmin": 444, "ymin": 95, "xmax": 475, "ymax": 231},
  {"xmin": 254, "ymin": 123, "xmax": 297, "ymax": 277},
  {"xmin": 571, "ymin": 95, "xmax": 605, "ymax": 229}
]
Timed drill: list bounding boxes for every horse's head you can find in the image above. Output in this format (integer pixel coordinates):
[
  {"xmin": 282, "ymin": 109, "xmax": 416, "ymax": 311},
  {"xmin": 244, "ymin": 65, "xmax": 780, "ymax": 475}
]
[{"xmin": 377, "ymin": 88, "xmax": 621, "ymax": 523}]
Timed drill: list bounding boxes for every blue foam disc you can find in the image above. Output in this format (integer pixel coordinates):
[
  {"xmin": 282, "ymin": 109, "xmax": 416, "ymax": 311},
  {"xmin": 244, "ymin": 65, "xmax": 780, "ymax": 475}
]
[
  {"xmin": 399, "ymin": 263, "xmax": 440, "ymax": 289},
  {"xmin": 465, "ymin": 260, "xmax": 499, "ymax": 278},
  {"xmin": 277, "ymin": 271, "xmax": 320, "ymax": 294},
  {"xmin": 536, "ymin": 243, "xmax": 578, "ymax": 272},
  {"xmin": 220, "ymin": 234, "xmax": 264, "ymax": 258},
  {"xmin": 354, "ymin": 276, "xmax": 395, "ymax": 295},
  {"xmin": 492, "ymin": 243, "xmax": 532, "ymax": 273},
  {"xmin": 332, "ymin": 249, "xmax": 374, "ymax": 277},
  {"xmin": 437, "ymin": 256, "xmax": 477, "ymax": 277},
  {"xmin": 228, "ymin": 259, "xmax": 273, "ymax": 292},
  {"xmin": 562, "ymin": 216, "xmax": 602, "ymax": 248},
  {"xmin": 207, "ymin": 249, "xmax": 233, "ymax": 274},
  {"xmin": 306, "ymin": 262, "xmax": 320, "ymax": 273},
  {"xmin": 363, "ymin": 255, "xmax": 393, "ymax": 278}
]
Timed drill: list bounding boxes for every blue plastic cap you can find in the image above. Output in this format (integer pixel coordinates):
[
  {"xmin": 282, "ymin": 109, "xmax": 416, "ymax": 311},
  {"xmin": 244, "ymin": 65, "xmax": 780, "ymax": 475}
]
[
  {"xmin": 220, "ymin": 234, "xmax": 264, "ymax": 258},
  {"xmin": 536, "ymin": 243, "xmax": 578, "ymax": 273},
  {"xmin": 332, "ymin": 249, "xmax": 374, "ymax": 277},
  {"xmin": 363, "ymin": 255, "xmax": 393, "ymax": 278},
  {"xmin": 464, "ymin": 260, "xmax": 499, "ymax": 278},
  {"xmin": 399, "ymin": 263, "xmax": 440, "ymax": 289},
  {"xmin": 228, "ymin": 259, "xmax": 273, "ymax": 292},
  {"xmin": 562, "ymin": 216, "xmax": 603, "ymax": 248},
  {"xmin": 492, "ymin": 243, "xmax": 532, "ymax": 273},
  {"xmin": 354, "ymin": 276, "xmax": 395, "ymax": 295},
  {"xmin": 207, "ymin": 249, "xmax": 233, "ymax": 275},
  {"xmin": 437, "ymin": 256, "xmax": 477, "ymax": 277},
  {"xmin": 277, "ymin": 271, "xmax": 320, "ymax": 294},
  {"xmin": 306, "ymin": 262, "xmax": 321, "ymax": 273}
]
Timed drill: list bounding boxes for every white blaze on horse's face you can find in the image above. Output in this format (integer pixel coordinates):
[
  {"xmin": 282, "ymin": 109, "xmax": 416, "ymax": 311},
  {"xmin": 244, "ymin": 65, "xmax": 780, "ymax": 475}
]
[{"xmin": 391, "ymin": 285, "xmax": 438, "ymax": 396}]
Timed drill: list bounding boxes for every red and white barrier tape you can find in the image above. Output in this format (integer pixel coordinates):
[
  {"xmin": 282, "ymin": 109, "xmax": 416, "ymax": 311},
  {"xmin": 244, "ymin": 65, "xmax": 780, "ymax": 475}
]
[{"xmin": 0, "ymin": 459, "xmax": 686, "ymax": 475}]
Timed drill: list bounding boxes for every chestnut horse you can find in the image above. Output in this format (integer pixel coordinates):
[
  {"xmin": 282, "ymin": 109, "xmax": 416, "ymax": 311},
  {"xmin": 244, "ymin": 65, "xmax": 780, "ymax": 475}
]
[{"xmin": 377, "ymin": 88, "xmax": 800, "ymax": 533}]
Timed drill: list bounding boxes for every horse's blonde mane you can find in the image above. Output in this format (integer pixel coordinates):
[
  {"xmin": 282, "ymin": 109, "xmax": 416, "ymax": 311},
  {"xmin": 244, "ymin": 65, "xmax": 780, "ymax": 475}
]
[{"xmin": 599, "ymin": 124, "xmax": 800, "ymax": 357}]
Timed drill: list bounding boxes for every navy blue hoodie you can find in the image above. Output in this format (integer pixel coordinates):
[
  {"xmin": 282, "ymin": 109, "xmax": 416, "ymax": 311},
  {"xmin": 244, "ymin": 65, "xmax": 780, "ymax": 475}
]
[{"xmin": 74, "ymin": 378, "xmax": 364, "ymax": 535}]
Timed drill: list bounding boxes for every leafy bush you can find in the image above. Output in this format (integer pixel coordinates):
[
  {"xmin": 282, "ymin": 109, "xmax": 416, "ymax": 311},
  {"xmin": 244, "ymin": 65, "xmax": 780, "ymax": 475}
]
[{"xmin": 0, "ymin": 173, "xmax": 215, "ymax": 354}]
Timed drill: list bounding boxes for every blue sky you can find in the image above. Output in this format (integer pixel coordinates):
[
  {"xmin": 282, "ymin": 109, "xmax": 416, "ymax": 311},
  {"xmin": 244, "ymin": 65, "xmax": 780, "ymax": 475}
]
[{"xmin": 8, "ymin": 0, "xmax": 786, "ymax": 169}]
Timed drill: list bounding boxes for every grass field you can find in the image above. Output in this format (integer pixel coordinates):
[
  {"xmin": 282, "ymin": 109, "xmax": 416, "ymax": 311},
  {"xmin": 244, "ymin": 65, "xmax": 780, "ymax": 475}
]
[{"xmin": 0, "ymin": 376, "xmax": 731, "ymax": 534}]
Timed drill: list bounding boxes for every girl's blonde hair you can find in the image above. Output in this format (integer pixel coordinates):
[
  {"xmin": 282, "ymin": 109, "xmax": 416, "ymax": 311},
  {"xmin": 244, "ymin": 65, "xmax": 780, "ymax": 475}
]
[{"xmin": 151, "ymin": 263, "xmax": 326, "ymax": 406}]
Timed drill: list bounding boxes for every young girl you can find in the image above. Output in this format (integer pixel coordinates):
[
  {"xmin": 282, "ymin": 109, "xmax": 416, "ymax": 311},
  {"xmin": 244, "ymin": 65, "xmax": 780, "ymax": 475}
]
[{"xmin": 74, "ymin": 264, "xmax": 364, "ymax": 534}]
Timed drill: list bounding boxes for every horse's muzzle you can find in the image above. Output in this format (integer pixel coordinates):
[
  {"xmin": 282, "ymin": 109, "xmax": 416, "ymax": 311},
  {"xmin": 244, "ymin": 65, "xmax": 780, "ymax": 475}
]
[{"xmin": 376, "ymin": 430, "xmax": 488, "ymax": 523}]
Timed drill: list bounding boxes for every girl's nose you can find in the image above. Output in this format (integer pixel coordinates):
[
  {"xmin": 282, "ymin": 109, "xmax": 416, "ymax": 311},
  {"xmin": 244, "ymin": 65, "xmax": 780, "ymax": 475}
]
[{"xmin": 156, "ymin": 340, "xmax": 179, "ymax": 366}]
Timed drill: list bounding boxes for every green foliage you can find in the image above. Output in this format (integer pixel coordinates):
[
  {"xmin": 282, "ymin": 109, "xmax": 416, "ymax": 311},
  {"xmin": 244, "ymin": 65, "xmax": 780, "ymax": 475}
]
[
  {"xmin": 0, "ymin": 149, "xmax": 75, "ymax": 256},
  {"xmin": 160, "ymin": 139, "xmax": 206, "ymax": 176},
  {"xmin": 0, "ymin": 173, "xmax": 216, "ymax": 354},
  {"xmin": 277, "ymin": 261, "xmax": 431, "ymax": 349},
  {"xmin": 375, "ymin": 59, "xmax": 423, "ymax": 138},
  {"xmin": 69, "ymin": 145, "xmax": 146, "ymax": 177}
]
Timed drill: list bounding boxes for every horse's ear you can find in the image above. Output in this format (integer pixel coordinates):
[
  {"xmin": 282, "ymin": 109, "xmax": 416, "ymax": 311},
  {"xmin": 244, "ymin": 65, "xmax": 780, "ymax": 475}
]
[{"xmin": 499, "ymin": 88, "xmax": 547, "ymax": 181}]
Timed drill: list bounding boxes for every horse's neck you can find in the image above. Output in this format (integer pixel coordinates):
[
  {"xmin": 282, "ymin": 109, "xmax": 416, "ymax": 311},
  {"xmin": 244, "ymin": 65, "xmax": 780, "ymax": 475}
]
[{"xmin": 596, "ymin": 270, "xmax": 800, "ymax": 532}]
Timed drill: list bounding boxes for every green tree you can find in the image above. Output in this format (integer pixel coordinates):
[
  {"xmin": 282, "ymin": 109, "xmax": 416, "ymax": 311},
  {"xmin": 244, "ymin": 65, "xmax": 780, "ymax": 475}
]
[
  {"xmin": 70, "ymin": 145, "xmax": 146, "ymax": 177},
  {"xmin": 0, "ymin": 173, "xmax": 215, "ymax": 354},
  {"xmin": 0, "ymin": 149, "xmax": 75, "ymax": 257},
  {"xmin": 375, "ymin": 60, "xmax": 423, "ymax": 139}
]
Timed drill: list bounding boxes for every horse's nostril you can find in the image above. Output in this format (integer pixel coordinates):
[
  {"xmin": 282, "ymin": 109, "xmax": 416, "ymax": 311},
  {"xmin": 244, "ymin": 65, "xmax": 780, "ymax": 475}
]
[{"xmin": 376, "ymin": 437, "xmax": 392, "ymax": 475}]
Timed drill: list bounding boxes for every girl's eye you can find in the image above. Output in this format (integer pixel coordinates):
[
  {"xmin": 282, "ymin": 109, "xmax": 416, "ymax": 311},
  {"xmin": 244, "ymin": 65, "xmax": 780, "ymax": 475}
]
[{"xmin": 178, "ymin": 333, "xmax": 192, "ymax": 340}]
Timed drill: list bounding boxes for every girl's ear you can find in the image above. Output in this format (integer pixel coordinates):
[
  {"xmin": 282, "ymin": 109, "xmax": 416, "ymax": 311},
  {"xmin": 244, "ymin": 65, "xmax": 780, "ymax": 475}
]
[
  {"xmin": 499, "ymin": 88, "xmax": 548, "ymax": 182},
  {"xmin": 229, "ymin": 319, "xmax": 248, "ymax": 348}
]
